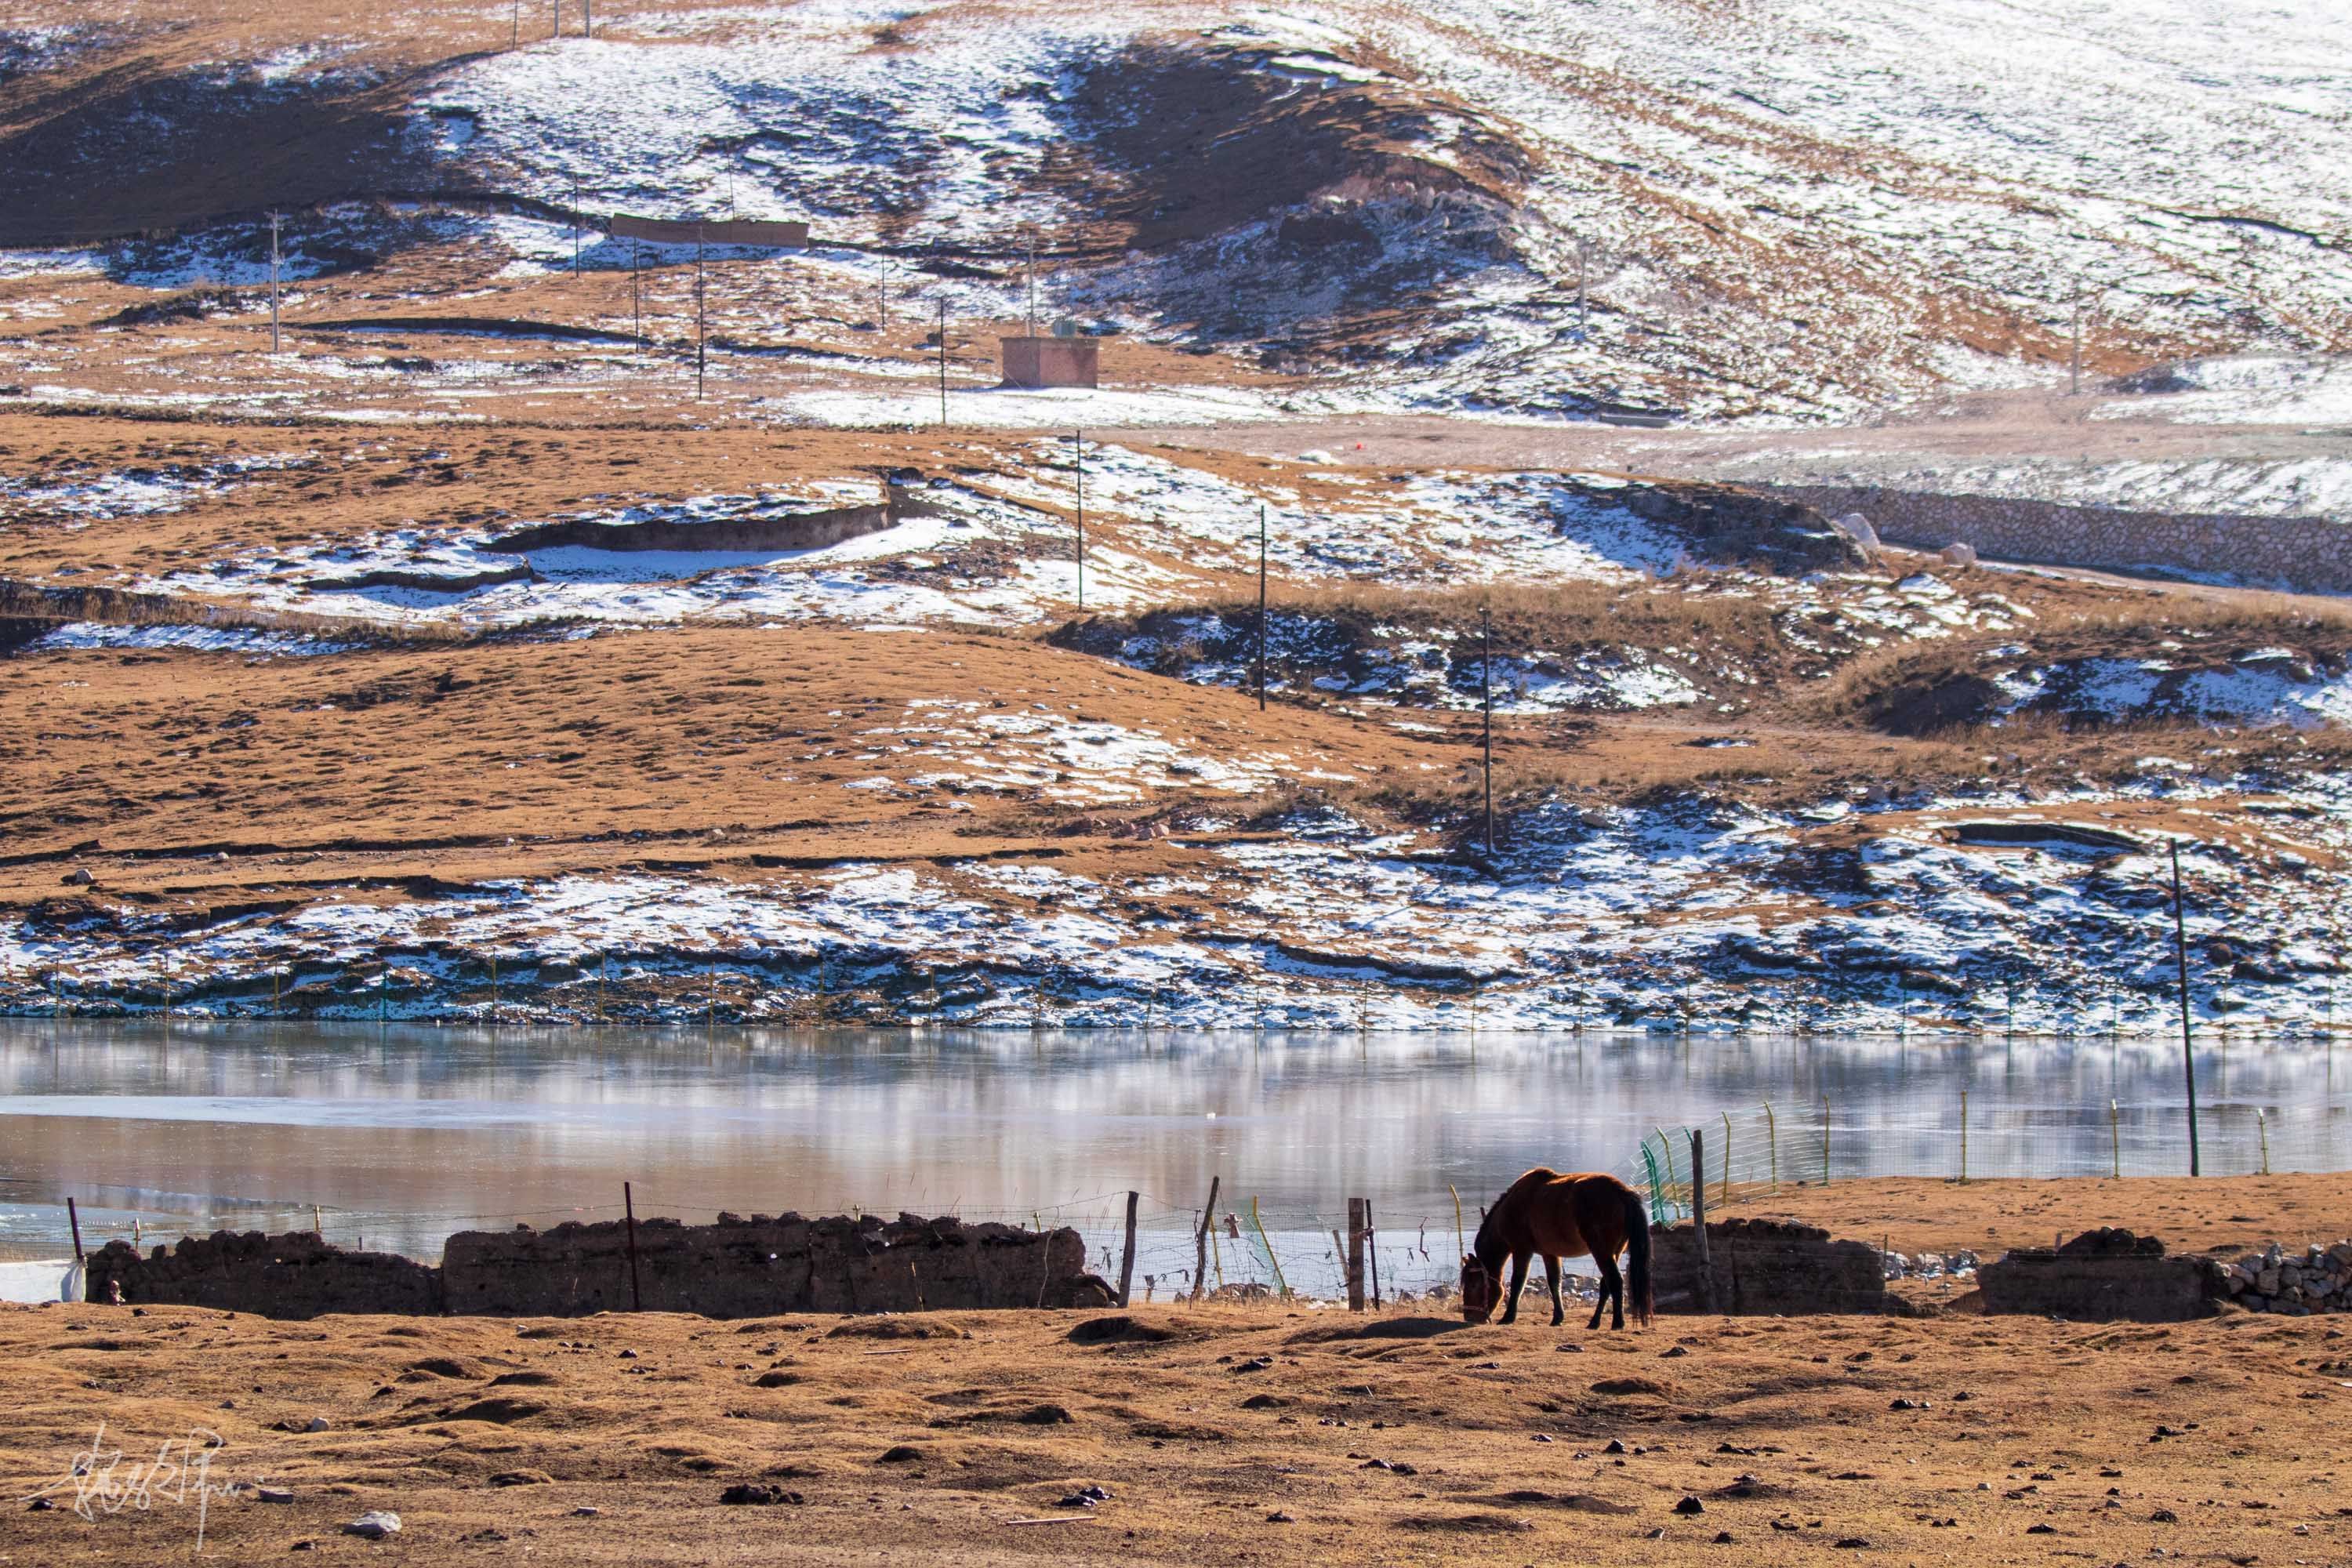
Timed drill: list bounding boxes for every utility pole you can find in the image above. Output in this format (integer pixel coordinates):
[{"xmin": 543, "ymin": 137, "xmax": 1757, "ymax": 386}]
[
  {"xmin": 571, "ymin": 176, "xmax": 581, "ymax": 277},
  {"xmin": 2170, "ymin": 840, "xmax": 2201, "ymax": 1176},
  {"xmin": 1071, "ymin": 428, "xmax": 1084, "ymax": 610},
  {"xmin": 630, "ymin": 240, "xmax": 641, "ymax": 338},
  {"xmin": 1575, "ymin": 237, "xmax": 1590, "ymax": 341},
  {"xmin": 551, "ymin": 0, "xmax": 558, "ymax": 38},
  {"xmin": 878, "ymin": 257, "xmax": 890, "ymax": 330},
  {"xmin": 1481, "ymin": 604, "xmax": 1496, "ymax": 854},
  {"xmin": 1026, "ymin": 243, "xmax": 1037, "ymax": 336},
  {"xmin": 267, "ymin": 211, "xmax": 281, "ymax": 354},
  {"xmin": 583, "ymin": 0, "xmax": 590, "ymax": 36},
  {"xmin": 936, "ymin": 297, "xmax": 947, "ymax": 426},
  {"xmin": 2070, "ymin": 287, "xmax": 2083, "ymax": 395},
  {"xmin": 1255, "ymin": 503, "xmax": 1269, "ymax": 711},
  {"xmin": 695, "ymin": 227, "xmax": 706, "ymax": 399},
  {"xmin": 511, "ymin": 0, "xmax": 518, "ymax": 46}
]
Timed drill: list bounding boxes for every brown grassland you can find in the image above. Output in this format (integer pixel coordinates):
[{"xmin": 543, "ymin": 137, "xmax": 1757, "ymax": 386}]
[{"xmin": 3, "ymin": 1176, "xmax": 2349, "ymax": 1565}]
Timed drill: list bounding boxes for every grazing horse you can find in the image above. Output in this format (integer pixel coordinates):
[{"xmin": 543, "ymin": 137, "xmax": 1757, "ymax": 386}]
[{"xmin": 1460, "ymin": 1168, "xmax": 1653, "ymax": 1330}]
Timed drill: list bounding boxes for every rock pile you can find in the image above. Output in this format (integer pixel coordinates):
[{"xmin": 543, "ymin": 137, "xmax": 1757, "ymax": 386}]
[
  {"xmin": 2211, "ymin": 1241, "xmax": 2352, "ymax": 1316},
  {"xmin": 1881, "ymin": 1250, "xmax": 1978, "ymax": 1282}
]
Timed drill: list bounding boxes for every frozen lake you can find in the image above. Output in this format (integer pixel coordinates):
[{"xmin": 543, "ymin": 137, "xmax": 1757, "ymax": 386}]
[{"xmin": 2, "ymin": 1021, "xmax": 2345, "ymax": 1298}]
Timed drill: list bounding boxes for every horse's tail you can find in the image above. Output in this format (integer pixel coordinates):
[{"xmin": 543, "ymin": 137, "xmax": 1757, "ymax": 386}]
[{"xmin": 1622, "ymin": 1183, "xmax": 1654, "ymax": 1327}]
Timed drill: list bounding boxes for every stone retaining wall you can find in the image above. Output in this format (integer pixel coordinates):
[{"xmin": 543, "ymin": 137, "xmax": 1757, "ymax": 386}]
[
  {"xmin": 440, "ymin": 1211, "xmax": 1108, "ymax": 1318},
  {"xmin": 85, "ymin": 1231, "xmax": 444, "ymax": 1319},
  {"xmin": 82, "ymin": 1213, "xmax": 1110, "ymax": 1320},
  {"xmin": 1760, "ymin": 485, "xmax": 2352, "ymax": 595},
  {"xmin": 1976, "ymin": 1229, "xmax": 2223, "ymax": 1322},
  {"xmin": 1650, "ymin": 1218, "xmax": 1887, "ymax": 1315}
]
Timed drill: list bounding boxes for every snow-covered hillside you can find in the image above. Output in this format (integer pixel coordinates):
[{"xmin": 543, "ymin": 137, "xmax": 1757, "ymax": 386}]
[{"xmin": 394, "ymin": 0, "xmax": 2352, "ymax": 420}]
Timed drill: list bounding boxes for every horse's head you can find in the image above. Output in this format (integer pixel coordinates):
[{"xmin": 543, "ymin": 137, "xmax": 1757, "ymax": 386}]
[{"xmin": 1459, "ymin": 1252, "xmax": 1500, "ymax": 1323}]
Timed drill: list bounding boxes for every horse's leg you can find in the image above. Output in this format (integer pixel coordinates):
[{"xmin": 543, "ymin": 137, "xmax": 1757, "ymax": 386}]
[
  {"xmin": 1498, "ymin": 1250, "xmax": 1531, "ymax": 1324},
  {"xmin": 1590, "ymin": 1252, "xmax": 1621, "ymax": 1331},
  {"xmin": 1543, "ymin": 1255, "xmax": 1565, "ymax": 1327}
]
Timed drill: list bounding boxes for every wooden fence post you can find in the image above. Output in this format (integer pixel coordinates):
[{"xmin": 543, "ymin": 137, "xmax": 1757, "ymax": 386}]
[
  {"xmin": 1191, "ymin": 1175, "xmax": 1220, "ymax": 1302},
  {"xmin": 1116, "ymin": 1191, "xmax": 1138, "ymax": 1307},
  {"xmin": 1355, "ymin": 1203, "xmax": 1374, "ymax": 1316},
  {"xmin": 1363, "ymin": 1199, "xmax": 1381, "ymax": 1308},
  {"xmin": 67, "ymin": 1196, "xmax": 85, "ymax": 1266},
  {"xmin": 623, "ymin": 1181, "xmax": 643, "ymax": 1312}
]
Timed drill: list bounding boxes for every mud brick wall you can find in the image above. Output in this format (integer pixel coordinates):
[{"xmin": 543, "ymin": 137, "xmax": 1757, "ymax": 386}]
[
  {"xmin": 84, "ymin": 1231, "xmax": 444, "ymax": 1319},
  {"xmin": 1650, "ymin": 1218, "xmax": 1887, "ymax": 1315},
  {"xmin": 1759, "ymin": 485, "xmax": 2352, "ymax": 595},
  {"xmin": 439, "ymin": 1211, "xmax": 1110, "ymax": 1318},
  {"xmin": 1976, "ymin": 1229, "xmax": 2225, "ymax": 1322}
]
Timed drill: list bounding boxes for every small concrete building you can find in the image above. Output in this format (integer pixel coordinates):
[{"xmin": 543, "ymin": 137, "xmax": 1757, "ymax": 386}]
[{"xmin": 1000, "ymin": 334, "xmax": 1098, "ymax": 389}]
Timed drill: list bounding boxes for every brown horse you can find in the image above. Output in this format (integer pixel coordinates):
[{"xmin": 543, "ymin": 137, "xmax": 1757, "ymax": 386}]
[{"xmin": 1460, "ymin": 1168, "xmax": 1653, "ymax": 1330}]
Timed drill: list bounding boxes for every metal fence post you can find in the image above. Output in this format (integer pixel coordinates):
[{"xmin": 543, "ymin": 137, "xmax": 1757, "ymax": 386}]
[
  {"xmin": 2110, "ymin": 1098, "xmax": 2121, "ymax": 1178},
  {"xmin": 1958, "ymin": 1089, "xmax": 1968, "ymax": 1185},
  {"xmin": 1249, "ymin": 1197, "xmax": 1288, "ymax": 1298},
  {"xmin": 1820, "ymin": 1097, "xmax": 1831, "ymax": 1184},
  {"xmin": 2257, "ymin": 1109, "xmax": 2270, "ymax": 1176},
  {"xmin": 1720, "ymin": 1109, "xmax": 1733, "ymax": 1210},
  {"xmin": 1763, "ymin": 1098, "xmax": 1778, "ymax": 1194},
  {"xmin": 1656, "ymin": 1125, "xmax": 1680, "ymax": 1207},
  {"xmin": 1639, "ymin": 1140, "xmax": 1668, "ymax": 1225}
]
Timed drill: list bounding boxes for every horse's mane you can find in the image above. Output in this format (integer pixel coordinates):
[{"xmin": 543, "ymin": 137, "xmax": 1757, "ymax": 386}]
[{"xmin": 1470, "ymin": 1203, "xmax": 1505, "ymax": 1270}]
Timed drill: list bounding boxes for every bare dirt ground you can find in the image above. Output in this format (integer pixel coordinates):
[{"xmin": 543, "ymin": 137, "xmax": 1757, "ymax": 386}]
[{"xmin": 3, "ymin": 1177, "xmax": 2348, "ymax": 1566}]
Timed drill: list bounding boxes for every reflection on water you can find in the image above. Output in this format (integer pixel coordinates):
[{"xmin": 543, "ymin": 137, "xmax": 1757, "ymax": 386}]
[{"xmin": 0, "ymin": 1021, "xmax": 2344, "ymax": 1280}]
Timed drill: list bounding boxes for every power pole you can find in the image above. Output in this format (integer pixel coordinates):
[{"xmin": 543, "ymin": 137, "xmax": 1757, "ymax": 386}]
[
  {"xmin": 571, "ymin": 176, "xmax": 581, "ymax": 277},
  {"xmin": 267, "ymin": 211, "xmax": 281, "ymax": 353},
  {"xmin": 878, "ymin": 257, "xmax": 890, "ymax": 330},
  {"xmin": 511, "ymin": 0, "xmax": 518, "ymax": 46},
  {"xmin": 630, "ymin": 240, "xmax": 641, "ymax": 338},
  {"xmin": 583, "ymin": 0, "xmax": 590, "ymax": 36},
  {"xmin": 936, "ymin": 297, "xmax": 947, "ymax": 426},
  {"xmin": 2170, "ymin": 840, "xmax": 2201, "ymax": 1176},
  {"xmin": 1026, "ymin": 244, "xmax": 1037, "ymax": 336},
  {"xmin": 1255, "ymin": 504, "xmax": 1269, "ymax": 711},
  {"xmin": 1481, "ymin": 604, "xmax": 1496, "ymax": 854},
  {"xmin": 1071, "ymin": 428, "xmax": 1084, "ymax": 611},
  {"xmin": 551, "ymin": 0, "xmax": 558, "ymax": 38},
  {"xmin": 2070, "ymin": 288, "xmax": 2083, "ymax": 394},
  {"xmin": 695, "ymin": 228, "xmax": 706, "ymax": 399},
  {"xmin": 1575, "ymin": 238, "xmax": 1590, "ymax": 341}
]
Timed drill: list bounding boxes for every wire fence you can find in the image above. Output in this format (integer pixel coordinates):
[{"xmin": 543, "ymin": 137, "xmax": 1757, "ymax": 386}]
[
  {"xmin": 9, "ymin": 1094, "xmax": 2352, "ymax": 1303},
  {"xmin": 1634, "ymin": 1097, "xmax": 2352, "ymax": 1225}
]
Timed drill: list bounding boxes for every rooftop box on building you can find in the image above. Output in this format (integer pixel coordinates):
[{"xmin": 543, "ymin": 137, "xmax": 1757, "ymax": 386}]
[{"xmin": 1000, "ymin": 335, "xmax": 1098, "ymax": 390}]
